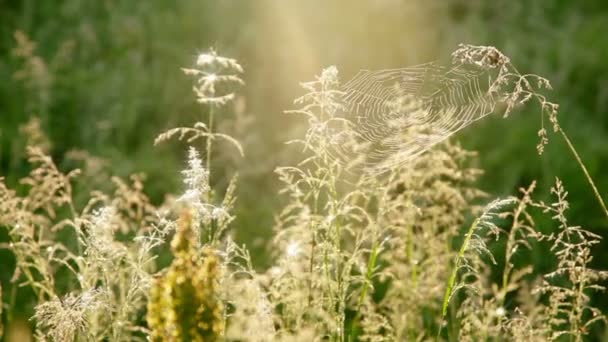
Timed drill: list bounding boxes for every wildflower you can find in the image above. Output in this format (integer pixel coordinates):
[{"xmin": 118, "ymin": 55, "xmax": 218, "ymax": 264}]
[{"xmin": 147, "ymin": 210, "xmax": 224, "ymax": 341}]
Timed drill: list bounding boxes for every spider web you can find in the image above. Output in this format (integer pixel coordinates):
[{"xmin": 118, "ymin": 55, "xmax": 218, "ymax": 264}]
[{"xmin": 337, "ymin": 62, "xmax": 498, "ymax": 174}]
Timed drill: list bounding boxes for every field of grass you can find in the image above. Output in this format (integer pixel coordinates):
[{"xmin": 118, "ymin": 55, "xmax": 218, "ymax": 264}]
[{"xmin": 1, "ymin": 1, "xmax": 608, "ymax": 341}]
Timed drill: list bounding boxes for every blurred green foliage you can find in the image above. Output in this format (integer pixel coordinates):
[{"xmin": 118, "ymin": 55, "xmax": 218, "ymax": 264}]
[{"xmin": 1, "ymin": 0, "xmax": 607, "ymax": 337}]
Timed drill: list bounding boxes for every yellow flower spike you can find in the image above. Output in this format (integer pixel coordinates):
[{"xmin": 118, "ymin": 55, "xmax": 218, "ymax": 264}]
[{"xmin": 147, "ymin": 209, "xmax": 224, "ymax": 341}]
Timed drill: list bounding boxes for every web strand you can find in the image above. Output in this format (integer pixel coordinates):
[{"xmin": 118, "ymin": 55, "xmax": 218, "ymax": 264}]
[{"xmin": 338, "ymin": 62, "xmax": 498, "ymax": 174}]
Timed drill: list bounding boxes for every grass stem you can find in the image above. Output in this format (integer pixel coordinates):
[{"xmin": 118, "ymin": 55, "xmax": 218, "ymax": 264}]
[
  {"xmin": 439, "ymin": 216, "xmax": 480, "ymax": 338},
  {"xmin": 558, "ymin": 127, "xmax": 608, "ymax": 221}
]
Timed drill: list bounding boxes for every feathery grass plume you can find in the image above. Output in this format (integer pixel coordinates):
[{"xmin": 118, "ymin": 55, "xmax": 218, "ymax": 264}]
[
  {"xmin": 147, "ymin": 209, "xmax": 224, "ymax": 342},
  {"xmin": 533, "ymin": 178, "xmax": 608, "ymax": 341},
  {"xmin": 357, "ymin": 300, "xmax": 395, "ymax": 342},
  {"xmin": 222, "ymin": 238, "xmax": 276, "ymax": 342},
  {"xmin": 456, "ymin": 270, "xmax": 506, "ymax": 342},
  {"xmin": 456, "ymin": 182, "xmax": 544, "ymax": 341},
  {"xmin": 70, "ymin": 169, "xmax": 166, "ymax": 340},
  {"xmin": 157, "ymin": 49, "xmax": 245, "ymax": 184},
  {"xmin": 155, "ymin": 49, "xmax": 244, "ymax": 254},
  {"xmin": 0, "ymin": 147, "xmax": 80, "ymax": 303},
  {"xmin": 369, "ymin": 142, "xmax": 485, "ymax": 340},
  {"xmin": 154, "ymin": 122, "xmax": 244, "ymax": 157},
  {"xmin": 498, "ymin": 182, "xmax": 539, "ymax": 306},
  {"xmin": 37, "ymin": 180, "xmax": 163, "ymax": 340},
  {"xmin": 20, "ymin": 116, "xmax": 52, "ymax": 154},
  {"xmin": 440, "ymin": 198, "xmax": 515, "ymax": 331},
  {"xmin": 172, "ymin": 146, "xmax": 237, "ymax": 246},
  {"xmin": 33, "ymin": 289, "xmax": 106, "ymax": 341},
  {"xmin": 269, "ymin": 65, "xmax": 372, "ymax": 341},
  {"xmin": 450, "ymin": 179, "xmax": 608, "ymax": 341},
  {"xmin": 0, "ymin": 133, "xmax": 167, "ymax": 340},
  {"xmin": 74, "ymin": 206, "xmax": 153, "ymax": 340},
  {"xmin": 185, "ymin": 49, "xmax": 244, "ymax": 106},
  {"xmin": 456, "ymin": 183, "xmax": 540, "ymax": 340},
  {"xmin": 502, "ymin": 282, "xmax": 549, "ymax": 341},
  {"xmin": 12, "ymin": 30, "xmax": 52, "ymax": 114},
  {"xmin": 20, "ymin": 146, "xmax": 80, "ymax": 222},
  {"xmin": 64, "ymin": 149, "xmax": 111, "ymax": 201},
  {"xmin": 449, "ymin": 44, "xmax": 556, "ymax": 128}
]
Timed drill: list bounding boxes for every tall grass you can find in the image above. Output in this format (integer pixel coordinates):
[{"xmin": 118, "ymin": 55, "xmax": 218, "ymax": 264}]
[{"xmin": 1, "ymin": 45, "xmax": 607, "ymax": 342}]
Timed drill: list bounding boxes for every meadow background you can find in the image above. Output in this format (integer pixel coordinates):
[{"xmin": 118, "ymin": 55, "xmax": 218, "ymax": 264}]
[{"xmin": 1, "ymin": 0, "xmax": 608, "ymax": 339}]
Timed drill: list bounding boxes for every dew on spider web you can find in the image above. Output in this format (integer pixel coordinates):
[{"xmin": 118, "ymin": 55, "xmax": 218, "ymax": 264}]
[{"xmin": 334, "ymin": 61, "xmax": 500, "ymax": 175}]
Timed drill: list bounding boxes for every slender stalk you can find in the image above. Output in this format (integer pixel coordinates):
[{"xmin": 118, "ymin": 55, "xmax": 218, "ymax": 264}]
[
  {"xmin": 348, "ymin": 240, "xmax": 379, "ymax": 342},
  {"xmin": 500, "ymin": 196, "xmax": 527, "ymax": 307},
  {"xmin": 406, "ymin": 225, "xmax": 418, "ymax": 287},
  {"xmin": 307, "ymin": 230, "xmax": 316, "ymax": 305},
  {"xmin": 206, "ymin": 106, "xmax": 215, "ymax": 180},
  {"xmin": 308, "ymin": 194, "xmax": 319, "ymax": 306},
  {"xmin": 558, "ymin": 127, "xmax": 608, "ymax": 221},
  {"xmin": 330, "ymin": 178, "xmax": 345, "ymax": 342},
  {"xmin": 357, "ymin": 240, "xmax": 379, "ymax": 311},
  {"xmin": 8, "ymin": 283, "xmax": 17, "ymax": 323},
  {"xmin": 439, "ymin": 216, "xmax": 480, "ymax": 337},
  {"xmin": 572, "ymin": 262, "xmax": 586, "ymax": 342}
]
